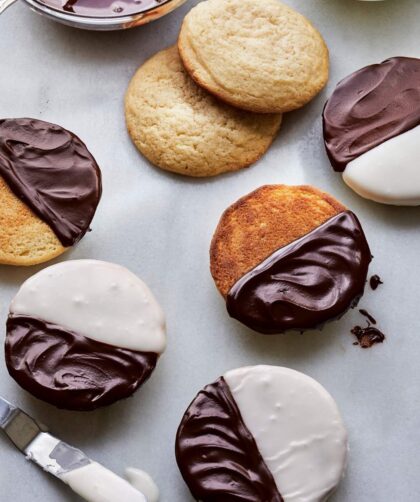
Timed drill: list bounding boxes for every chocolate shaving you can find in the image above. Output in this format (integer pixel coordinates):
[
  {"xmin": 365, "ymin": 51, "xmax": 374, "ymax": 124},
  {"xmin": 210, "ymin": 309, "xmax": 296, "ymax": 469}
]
[
  {"xmin": 370, "ymin": 275, "xmax": 383, "ymax": 291},
  {"xmin": 351, "ymin": 325, "xmax": 385, "ymax": 349},
  {"xmin": 359, "ymin": 309, "xmax": 377, "ymax": 325}
]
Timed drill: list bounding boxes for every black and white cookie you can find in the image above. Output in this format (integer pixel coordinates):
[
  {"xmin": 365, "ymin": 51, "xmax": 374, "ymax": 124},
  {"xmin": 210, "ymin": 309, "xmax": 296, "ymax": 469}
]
[
  {"xmin": 5, "ymin": 260, "xmax": 166, "ymax": 411},
  {"xmin": 323, "ymin": 57, "xmax": 420, "ymax": 205},
  {"xmin": 176, "ymin": 365, "xmax": 348, "ymax": 501}
]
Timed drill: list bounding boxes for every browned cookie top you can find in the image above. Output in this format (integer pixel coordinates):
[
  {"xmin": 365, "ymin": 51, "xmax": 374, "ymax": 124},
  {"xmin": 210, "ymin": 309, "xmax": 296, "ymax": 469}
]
[{"xmin": 210, "ymin": 185, "xmax": 371, "ymax": 333}]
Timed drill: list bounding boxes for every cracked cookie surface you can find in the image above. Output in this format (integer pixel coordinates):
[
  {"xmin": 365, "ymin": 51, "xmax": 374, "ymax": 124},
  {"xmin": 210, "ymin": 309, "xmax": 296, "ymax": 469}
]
[
  {"xmin": 125, "ymin": 46, "xmax": 282, "ymax": 177},
  {"xmin": 178, "ymin": 0, "xmax": 329, "ymax": 113}
]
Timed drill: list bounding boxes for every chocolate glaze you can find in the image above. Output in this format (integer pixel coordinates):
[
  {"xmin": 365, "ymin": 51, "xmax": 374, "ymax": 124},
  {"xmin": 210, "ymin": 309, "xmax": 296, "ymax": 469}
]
[
  {"xmin": 176, "ymin": 377, "xmax": 282, "ymax": 502},
  {"xmin": 0, "ymin": 118, "xmax": 101, "ymax": 247},
  {"xmin": 359, "ymin": 309, "xmax": 376, "ymax": 325},
  {"xmin": 323, "ymin": 57, "xmax": 420, "ymax": 172},
  {"xmin": 226, "ymin": 211, "xmax": 371, "ymax": 334},
  {"xmin": 5, "ymin": 315, "xmax": 157, "ymax": 411},
  {"xmin": 39, "ymin": 0, "xmax": 165, "ymax": 18},
  {"xmin": 370, "ymin": 274, "xmax": 383, "ymax": 290},
  {"xmin": 351, "ymin": 324, "xmax": 385, "ymax": 349}
]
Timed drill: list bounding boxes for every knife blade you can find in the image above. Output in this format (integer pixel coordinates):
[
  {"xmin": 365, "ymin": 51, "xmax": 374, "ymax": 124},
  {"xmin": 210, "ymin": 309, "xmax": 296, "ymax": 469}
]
[{"xmin": 0, "ymin": 396, "xmax": 147, "ymax": 502}]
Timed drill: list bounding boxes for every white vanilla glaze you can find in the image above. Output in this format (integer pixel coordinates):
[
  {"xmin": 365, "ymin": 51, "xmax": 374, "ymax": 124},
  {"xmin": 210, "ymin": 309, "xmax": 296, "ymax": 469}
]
[
  {"xmin": 343, "ymin": 125, "xmax": 420, "ymax": 206},
  {"xmin": 125, "ymin": 468, "xmax": 160, "ymax": 502},
  {"xmin": 61, "ymin": 462, "xmax": 147, "ymax": 502},
  {"xmin": 10, "ymin": 260, "xmax": 166, "ymax": 353},
  {"xmin": 223, "ymin": 366, "xmax": 348, "ymax": 502}
]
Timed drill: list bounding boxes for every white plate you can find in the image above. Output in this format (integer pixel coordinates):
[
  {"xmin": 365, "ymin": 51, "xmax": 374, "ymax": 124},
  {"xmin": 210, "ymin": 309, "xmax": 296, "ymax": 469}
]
[{"xmin": 1, "ymin": 0, "xmax": 420, "ymax": 500}]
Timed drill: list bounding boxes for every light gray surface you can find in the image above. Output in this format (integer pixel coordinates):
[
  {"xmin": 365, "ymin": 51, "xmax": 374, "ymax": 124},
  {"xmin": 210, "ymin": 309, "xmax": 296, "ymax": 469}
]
[{"xmin": 0, "ymin": 0, "xmax": 420, "ymax": 500}]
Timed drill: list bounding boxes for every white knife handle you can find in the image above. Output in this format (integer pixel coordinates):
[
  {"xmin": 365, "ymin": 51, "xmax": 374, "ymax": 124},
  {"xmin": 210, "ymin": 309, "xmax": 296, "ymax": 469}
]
[{"xmin": 60, "ymin": 461, "xmax": 148, "ymax": 502}]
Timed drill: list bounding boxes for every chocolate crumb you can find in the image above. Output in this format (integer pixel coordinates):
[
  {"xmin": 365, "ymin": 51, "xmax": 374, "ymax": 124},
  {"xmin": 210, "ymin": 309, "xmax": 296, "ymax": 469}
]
[
  {"xmin": 359, "ymin": 309, "xmax": 377, "ymax": 325},
  {"xmin": 370, "ymin": 275, "xmax": 383, "ymax": 290},
  {"xmin": 351, "ymin": 325, "xmax": 385, "ymax": 348}
]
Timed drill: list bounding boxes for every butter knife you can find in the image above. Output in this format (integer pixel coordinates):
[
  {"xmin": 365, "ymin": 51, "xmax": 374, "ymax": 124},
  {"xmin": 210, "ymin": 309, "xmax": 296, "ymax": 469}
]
[{"xmin": 0, "ymin": 396, "xmax": 147, "ymax": 502}]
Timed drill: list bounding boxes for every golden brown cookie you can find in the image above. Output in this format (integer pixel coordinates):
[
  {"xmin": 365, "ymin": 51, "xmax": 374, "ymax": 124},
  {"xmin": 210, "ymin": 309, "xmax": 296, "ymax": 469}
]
[
  {"xmin": 0, "ymin": 176, "xmax": 65, "ymax": 266},
  {"xmin": 178, "ymin": 0, "xmax": 329, "ymax": 113},
  {"xmin": 210, "ymin": 185, "xmax": 372, "ymax": 334},
  {"xmin": 125, "ymin": 46, "xmax": 282, "ymax": 177},
  {"xmin": 0, "ymin": 118, "xmax": 102, "ymax": 266}
]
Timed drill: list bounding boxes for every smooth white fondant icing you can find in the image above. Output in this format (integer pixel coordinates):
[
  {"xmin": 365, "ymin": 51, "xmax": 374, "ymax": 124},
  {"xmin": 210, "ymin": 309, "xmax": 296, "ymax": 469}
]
[
  {"xmin": 343, "ymin": 125, "xmax": 420, "ymax": 206},
  {"xmin": 61, "ymin": 462, "xmax": 147, "ymax": 502},
  {"xmin": 223, "ymin": 366, "xmax": 348, "ymax": 502},
  {"xmin": 10, "ymin": 260, "xmax": 166, "ymax": 353},
  {"xmin": 125, "ymin": 468, "xmax": 159, "ymax": 502}
]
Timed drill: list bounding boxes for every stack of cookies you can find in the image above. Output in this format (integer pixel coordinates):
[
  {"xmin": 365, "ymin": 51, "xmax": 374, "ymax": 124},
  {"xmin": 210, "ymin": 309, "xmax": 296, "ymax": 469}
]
[{"xmin": 125, "ymin": 0, "xmax": 329, "ymax": 177}]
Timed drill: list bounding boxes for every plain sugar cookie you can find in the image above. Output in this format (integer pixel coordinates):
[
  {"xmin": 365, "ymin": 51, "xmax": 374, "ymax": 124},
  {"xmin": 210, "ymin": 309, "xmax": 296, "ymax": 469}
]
[
  {"xmin": 210, "ymin": 185, "xmax": 371, "ymax": 333},
  {"xmin": 178, "ymin": 0, "xmax": 329, "ymax": 113},
  {"xmin": 125, "ymin": 46, "xmax": 282, "ymax": 177},
  {"xmin": 176, "ymin": 365, "xmax": 348, "ymax": 501},
  {"xmin": 5, "ymin": 260, "xmax": 166, "ymax": 411},
  {"xmin": 0, "ymin": 118, "xmax": 102, "ymax": 266}
]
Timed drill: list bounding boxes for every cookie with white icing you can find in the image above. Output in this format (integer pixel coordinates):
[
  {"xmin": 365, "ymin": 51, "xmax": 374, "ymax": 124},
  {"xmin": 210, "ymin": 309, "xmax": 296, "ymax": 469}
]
[
  {"xmin": 176, "ymin": 365, "xmax": 348, "ymax": 502},
  {"xmin": 0, "ymin": 118, "xmax": 102, "ymax": 266},
  {"xmin": 323, "ymin": 57, "xmax": 420, "ymax": 205},
  {"xmin": 210, "ymin": 185, "xmax": 372, "ymax": 334},
  {"xmin": 5, "ymin": 260, "xmax": 166, "ymax": 411}
]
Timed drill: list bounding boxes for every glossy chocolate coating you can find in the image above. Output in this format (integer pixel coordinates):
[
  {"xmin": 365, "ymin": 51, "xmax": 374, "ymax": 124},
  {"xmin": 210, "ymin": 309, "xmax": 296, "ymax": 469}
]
[
  {"xmin": 38, "ymin": 0, "xmax": 165, "ymax": 18},
  {"xmin": 176, "ymin": 377, "xmax": 282, "ymax": 502},
  {"xmin": 5, "ymin": 316, "xmax": 157, "ymax": 411},
  {"xmin": 226, "ymin": 211, "xmax": 371, "ymax": 334},
  {"xmin": 323, "ymin": 57, "xmax": 420, "ymax": 172},
  {"xmin": 0, "ymin": 118, "xmax": 101, "ymax": 247}
]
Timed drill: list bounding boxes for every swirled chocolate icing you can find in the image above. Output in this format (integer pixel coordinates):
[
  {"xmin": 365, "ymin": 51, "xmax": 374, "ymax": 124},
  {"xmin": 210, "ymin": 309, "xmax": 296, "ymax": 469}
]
[
  {"xmin": 0, "ymin": 118, "xmax": 102, "ymax": 247},
  {"xmin": 5, "ymin": 316, "xmax": 157, "ymax": 411},
  {"xmin": 176, "ymin": 377, "xmax": 282, "ymax": 502},
  {"xmin": 226, "ymin": 211, "xmax": 371, "ymax": 334},
  {"xmin": 323, "ymin": 57, "xmax": 420, "ymax": 172}
]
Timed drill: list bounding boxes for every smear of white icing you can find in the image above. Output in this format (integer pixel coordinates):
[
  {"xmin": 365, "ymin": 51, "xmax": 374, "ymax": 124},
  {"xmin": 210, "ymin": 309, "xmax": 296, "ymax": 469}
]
[
  {"xmin": 223, "ymin": 366, "xmax": 348, "ymax": 502},
  {"xmin": 125, "ymin": 468, "xmax": 159, "ymax": 502},
  {"xmin": 10, "ymin": 260, "xmax": 166, "ymax": 353},
  {"xmin": 25, "ymin": 434, "xmax": 61, "ymax": 474},
  {"xmin": 343, "ymin": 125, "xmax": 420, "ymax": 206},
  {"xmin": 61, "ymin": 462, "xmax": 147, "ymax": 502}
]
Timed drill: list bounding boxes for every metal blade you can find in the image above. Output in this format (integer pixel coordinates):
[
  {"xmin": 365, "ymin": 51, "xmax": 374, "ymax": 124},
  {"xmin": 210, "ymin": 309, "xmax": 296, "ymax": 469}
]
[
  {"xmin": 0, "ymin": 396, "xmax": 43, "ymax": 452},
  {"xmin": 0, "ymin": 396, "xmax": 90, "ymax": 477}
]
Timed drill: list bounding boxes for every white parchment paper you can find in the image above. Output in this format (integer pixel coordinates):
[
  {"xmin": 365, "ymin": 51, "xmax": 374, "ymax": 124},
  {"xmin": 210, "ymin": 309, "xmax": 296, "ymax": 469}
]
[{"xmin": 1, "ymin": 0, "xmax": 420, "ymax": 500}]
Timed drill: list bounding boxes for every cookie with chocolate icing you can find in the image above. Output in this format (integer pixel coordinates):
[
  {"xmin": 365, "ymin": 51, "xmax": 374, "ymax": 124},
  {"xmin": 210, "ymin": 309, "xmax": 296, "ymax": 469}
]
[
  {"xmin": 0, "ymin": 118, "xmax": 102, "ymax": 266},
  {"xmin": 210, "ymin": 185, "xmax": 371, "ymax": 334},
  {"xmin": 323, "ymin": 57, "xmax": 420, "ymax": 205},
  {"xmin": 176, "ymin": 365, "xmax": 348, "ymax": 501},
  {"xmin": 5, "ymin": 260, "xmax": 166, "ymax": 411}
]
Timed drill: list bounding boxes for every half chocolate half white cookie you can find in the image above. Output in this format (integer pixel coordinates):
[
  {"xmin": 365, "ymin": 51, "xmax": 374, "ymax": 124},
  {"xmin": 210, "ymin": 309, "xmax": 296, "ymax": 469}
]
[
  {"xmin": 210, "ymin": 185, "xmax": 372, "ymax": 334},
  {"xmin": 323, "ymin": 57, "xmax": 420, "ymax": 205},
  {"xmin": 5, "ymin": 260, "xmax": 166, "ymax": 411},
  {"xmin": 176, "ymin": 365, "xmax": 348, "ymax": 501}
]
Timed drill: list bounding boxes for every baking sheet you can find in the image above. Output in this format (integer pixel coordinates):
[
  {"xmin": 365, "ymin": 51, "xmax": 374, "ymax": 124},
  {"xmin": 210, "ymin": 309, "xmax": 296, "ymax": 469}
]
[{"xmin": 1, "ymin": 0, "xmax": 420, "ymax": 500}]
